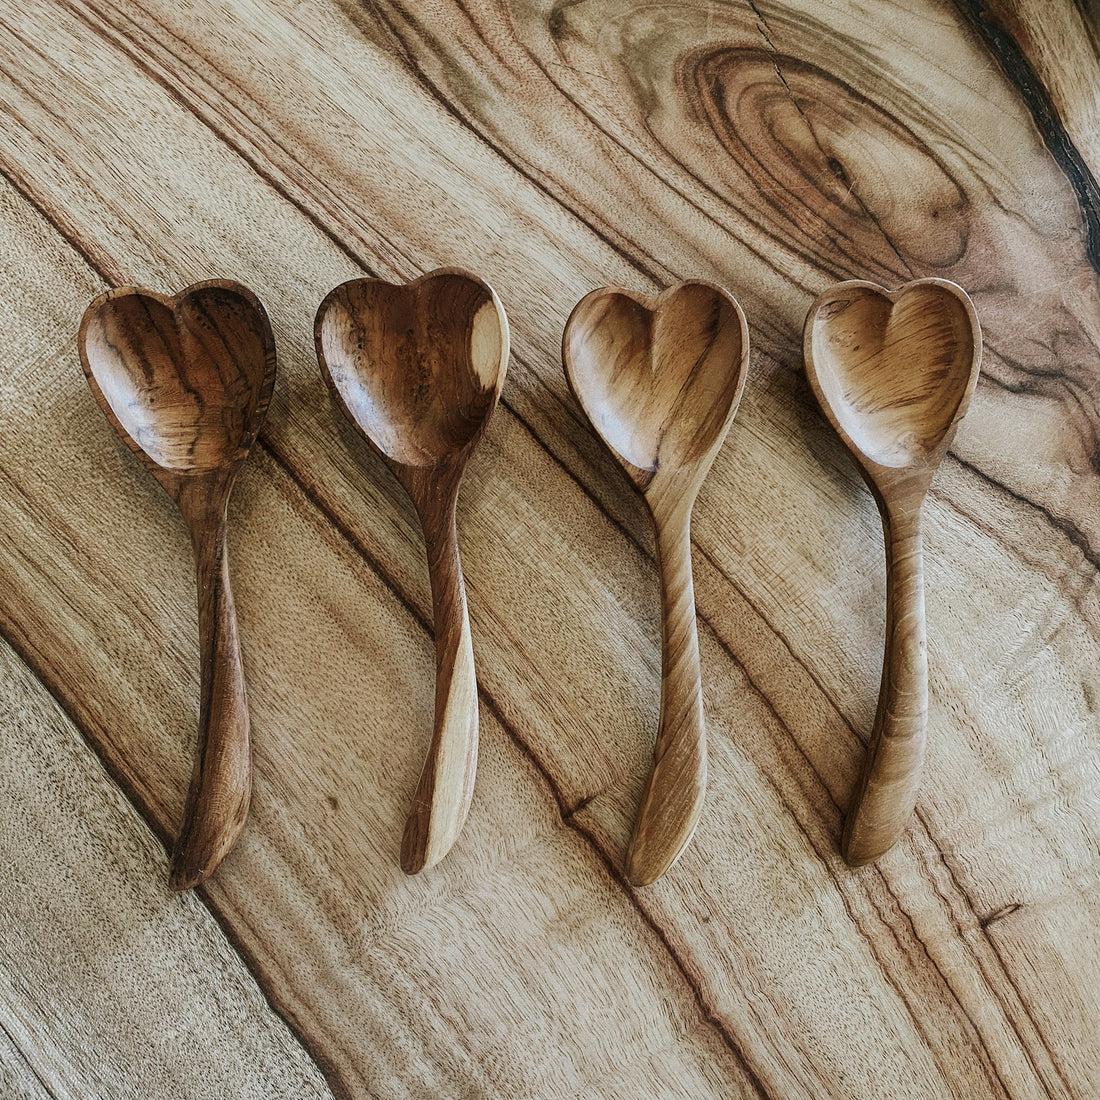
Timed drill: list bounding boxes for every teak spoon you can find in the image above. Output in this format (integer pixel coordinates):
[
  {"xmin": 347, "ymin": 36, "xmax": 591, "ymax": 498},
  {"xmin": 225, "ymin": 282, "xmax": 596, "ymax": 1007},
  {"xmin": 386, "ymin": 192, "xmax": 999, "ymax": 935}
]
[
  {"xmin": 563, "ymin": 281, "xmax": 749, "ymax": 886},
  {"xmin": 79, "ymin": 280, "xmax": 276, "ymax": 891},
  {"xmin": 315, "ymin": 267, "xmax": 509, "ymax": 874},
  {"xmin": 803, "ymin": 278, "xmax": 981, "ymax": 866}
]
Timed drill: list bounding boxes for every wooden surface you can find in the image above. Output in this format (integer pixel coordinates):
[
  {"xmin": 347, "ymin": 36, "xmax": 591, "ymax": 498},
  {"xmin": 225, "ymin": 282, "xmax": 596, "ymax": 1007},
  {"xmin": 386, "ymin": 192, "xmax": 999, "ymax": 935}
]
[{"xmin": 1, "ymin": 1, "xmax": 1098, "ymax": 1097}]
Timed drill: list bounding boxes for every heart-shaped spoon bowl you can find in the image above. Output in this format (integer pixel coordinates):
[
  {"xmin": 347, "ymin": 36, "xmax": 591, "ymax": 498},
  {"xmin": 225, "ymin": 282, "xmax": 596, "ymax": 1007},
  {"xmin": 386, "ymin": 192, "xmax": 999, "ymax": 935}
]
[
  {"xmin": 79, "ymin": 280, "xmax": 276, "ymax": 890},
  {"xmin": 804, "ymin": 277, "xmax": 981, "ymax": 866},
  {"xmin": 318, "ymin": 270, "xmax": 506, "ymax": 469},
  {"xmin": 805, "ymin": 280, "xmax": 979, "ymax": 478},
  {"xmin": 81, "ymin": 283, "xmax": 274, "ymax": 481},
  {"xmin": 563, "ymin": 280, "xmax": 748, "ymax": 885},
  {"xmin": 564, "ymin": 282, "xmax": 747, "ymax": 501},
  {"xmin": 316, "ymin": 267, "xmax": 508, "ymax": 874}
]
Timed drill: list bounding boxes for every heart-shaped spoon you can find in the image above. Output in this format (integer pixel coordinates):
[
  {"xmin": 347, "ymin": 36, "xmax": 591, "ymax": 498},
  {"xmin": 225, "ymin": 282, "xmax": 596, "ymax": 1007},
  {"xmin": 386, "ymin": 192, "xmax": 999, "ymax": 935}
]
[
  {"xmin": 563, "ymin": 281, "xmax": 748, "ymax": 885},
  {"xmin": 316, "ymin": 268, "xmax": 508, "ymax": 874},
  {"xmin": 804, "ymin": 278, "xmax": 981, "ymax": 866},
  {"xmin": 79, "ymin": 280, "xmax": 276, "ymax": 890}
]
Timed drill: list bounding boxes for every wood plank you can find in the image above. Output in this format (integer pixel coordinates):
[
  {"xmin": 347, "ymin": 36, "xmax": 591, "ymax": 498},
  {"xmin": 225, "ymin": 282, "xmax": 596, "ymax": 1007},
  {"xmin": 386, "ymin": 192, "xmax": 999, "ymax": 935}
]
[
  {"xmin": 0, "ymin": 639, "xmax": 333, "ymax": 1098},
  {"xmin": 0, "ymin": 0, "xmax": 1097, "ymax": 1096}
]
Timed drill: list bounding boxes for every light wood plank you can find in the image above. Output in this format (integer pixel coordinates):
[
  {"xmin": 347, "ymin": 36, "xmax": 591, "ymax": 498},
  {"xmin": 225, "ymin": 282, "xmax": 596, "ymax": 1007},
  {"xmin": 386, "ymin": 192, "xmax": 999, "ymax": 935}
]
[{"xmin": 0, "ymin": 640, "xmax": 333, "ymax": 1099}]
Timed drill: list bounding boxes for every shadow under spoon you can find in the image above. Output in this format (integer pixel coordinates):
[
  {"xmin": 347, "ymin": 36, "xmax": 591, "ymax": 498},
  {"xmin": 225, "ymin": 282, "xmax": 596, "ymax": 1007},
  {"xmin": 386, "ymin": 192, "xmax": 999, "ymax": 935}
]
[
  {"xmin": 563, "ymin": 281, "xmax": 748, "ymax": 886},
  {"xmin": 79, "ymin": 280, "xmax": 276, "ymax": 891},
  {"xmin": 804, "ymin": 278, "xmax": 981, "ymax": 866},
  {"xmin": 316, "ymin": 268, "xmax": 509, "ymax": 875}
]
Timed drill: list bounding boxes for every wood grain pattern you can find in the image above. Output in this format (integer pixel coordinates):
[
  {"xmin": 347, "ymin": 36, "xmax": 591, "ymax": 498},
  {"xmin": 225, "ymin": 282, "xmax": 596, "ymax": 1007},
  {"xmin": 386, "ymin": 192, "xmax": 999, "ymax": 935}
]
[
  {"xmin": 564, "ymin": 282, "xmax": 748, "ymax": 883},
  {"xmin": 0, "ymin": 0, "xmax": 1098, "ymax": 1096},
  {"xmin": 79, "ymin": 281, "xmax": 276, "ymax": 889},
  {"xmin": 0, "ymin": 638, "xmax": 333, "ymax": 1099},
  {"xmin": 804, "ymin": 279, "xmax": 981, "ymax": 864}
]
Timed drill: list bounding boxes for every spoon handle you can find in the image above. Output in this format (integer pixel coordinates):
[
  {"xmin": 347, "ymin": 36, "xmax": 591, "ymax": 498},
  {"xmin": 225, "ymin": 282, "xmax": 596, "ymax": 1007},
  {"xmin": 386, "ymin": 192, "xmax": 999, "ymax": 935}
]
[
  {"xmin": 403, "ymin": 496, "xmax": 478, "ymax": 874},
  {"xmin": 627, "ymin": 509, "xmax": 707, "ymax": 886},
  {"xmin": 171, "ymin": 485, "xmax": 251, "ymax": 891},
  {"xmin": 843, "ymin": 507, "xmax": 927, "ymax": 866}
]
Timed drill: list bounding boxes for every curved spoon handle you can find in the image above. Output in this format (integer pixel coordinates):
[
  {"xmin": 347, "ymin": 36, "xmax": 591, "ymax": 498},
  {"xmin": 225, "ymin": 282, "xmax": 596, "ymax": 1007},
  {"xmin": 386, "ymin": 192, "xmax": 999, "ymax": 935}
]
[
  {"xmin": 171, "ymin": 488, "xmax": 251, "ymax": 891},
  {"xmin": 627, "ymin": 509, "xmax": 707, "ymax": 886},
  {"xmin": 843, "ymin": 507, "xmax": 927, "ymax": 866},
  {"xmin": 402, "ymin": 500, "xmax": 478, "ymax": 874}
]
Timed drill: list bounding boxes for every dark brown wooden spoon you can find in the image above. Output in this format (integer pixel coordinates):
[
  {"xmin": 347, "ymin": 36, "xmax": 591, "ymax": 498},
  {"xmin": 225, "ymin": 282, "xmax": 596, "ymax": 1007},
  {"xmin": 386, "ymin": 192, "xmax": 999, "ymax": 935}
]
[
  {"xmin": 563, "ymin": 281, "xmax": 749, "ymax": 885},
  {"xmin": 315, "ymin": 267, "xmax": 508, "ymax": 874},
  {"xmin": 804, "ymin": 278, "xmax": 981, "ymax": 866},
  {"xmin": 79, "ymin": 280, "xmax": 276, "ymax": 890}
]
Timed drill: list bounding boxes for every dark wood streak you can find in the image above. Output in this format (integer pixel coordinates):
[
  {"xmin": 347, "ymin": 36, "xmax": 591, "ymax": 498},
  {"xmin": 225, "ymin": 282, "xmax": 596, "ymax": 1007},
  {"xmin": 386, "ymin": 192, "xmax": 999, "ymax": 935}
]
[
  {"xmin": 351, "ymin": 0, "xmax": 680, "ymax": 282},
  {"xmin": 0, "ymin": 159, "xmax": 121, "ymax": 287},
  {"xmin": 952, "ymin": 453, "xmax": 1100, "ymax": 575},
  {"xmin": 923, "ymin": 842, "xmax": 1076, "ymax": 1096},
  {"xmin": 954, "ymin": 0, "xmax": 1100, "ymax": 273},
  {"xmin": 871, "ymin": 868, "xmax": 1019, "ymax": 1099}
]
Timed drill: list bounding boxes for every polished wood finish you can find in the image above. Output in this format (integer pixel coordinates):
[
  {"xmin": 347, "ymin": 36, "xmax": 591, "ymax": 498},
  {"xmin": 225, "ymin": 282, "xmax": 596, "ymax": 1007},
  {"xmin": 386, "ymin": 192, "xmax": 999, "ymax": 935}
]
[
  {"xmin": 316, "ymin": 268, "xmax": 508, "ymax": 874},
  {"xmin": 564, "ymin": 282, "xmax": 748, "ymax": 884},
  {"xmin": 4, "ymin": 1, "xmax": 1100, "ymax": 1096},
  {"xmin": 804, "ymin": 279, "xmax": 981, "ymax": 865},
  {"xmin": 78, "ymin": 281, "xmax": 276, "ymax": 890}
]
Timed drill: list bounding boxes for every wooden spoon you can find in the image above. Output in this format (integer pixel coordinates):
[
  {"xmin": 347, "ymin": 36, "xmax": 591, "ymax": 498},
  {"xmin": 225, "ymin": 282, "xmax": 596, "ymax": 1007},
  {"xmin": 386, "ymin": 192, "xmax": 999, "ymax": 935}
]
[
  {"xmin": 79, "ymin": 280, "xmax": 276, "ymax": 891},
  {"xmin": 315, "ymin": 267, "xmax": 509, "ymax": 874},
  {"xmin": 803, "ymin": 278, "xmax": 981, "ymax": 866},
  {"xmin": 563, "ymin": 281, "xmax": 749, "ymax": 885}
]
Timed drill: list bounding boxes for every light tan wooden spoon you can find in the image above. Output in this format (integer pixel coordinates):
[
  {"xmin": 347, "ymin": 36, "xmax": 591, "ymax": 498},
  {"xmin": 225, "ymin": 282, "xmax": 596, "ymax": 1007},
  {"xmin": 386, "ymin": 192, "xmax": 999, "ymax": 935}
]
[
  {"xmin": 804, "ymin": 278, "xmax": 981, "ymax": 866},
  {"xmin": 563, "ymin": 281, "xmax": 748, "ymax": 885},
  {"xmin": 79, "ymin": 280, "xmax": 276, "ymax": 891},
  {"xmin": 316, "ymin": 267, "xmax": 508, "ymax": 874}
]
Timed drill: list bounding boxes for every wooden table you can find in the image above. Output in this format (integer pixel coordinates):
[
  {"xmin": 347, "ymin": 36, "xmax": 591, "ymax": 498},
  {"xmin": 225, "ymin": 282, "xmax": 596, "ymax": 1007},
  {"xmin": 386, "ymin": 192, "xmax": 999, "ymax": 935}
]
[{"xmin": 2, "ymin": 2, "xmax": 1098, "ymax": 1096}]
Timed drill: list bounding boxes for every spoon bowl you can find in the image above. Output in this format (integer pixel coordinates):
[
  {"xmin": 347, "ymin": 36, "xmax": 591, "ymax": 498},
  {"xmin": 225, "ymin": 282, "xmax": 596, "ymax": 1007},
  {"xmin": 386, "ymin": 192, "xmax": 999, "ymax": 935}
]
[
  {"xmin": 564, "ymin": 281, "xmax": 748, "ymax": 885},
  {"xmin": 79, "ymin": 280, "xmax": 276, "ymax": 890},
  {"xmin": 316, "ymin": 268, "xmax": 508, "ymax": 874},
  {"xmin": 82, "ymin": 285, "xmax": 273, "ymax": 478},
  {"xmin": 318, "ymin": 273, "xmax": 506, "ymax": 468},
  {"xmin": 804, "ymin": 278, "xmax": 981, "ymax": 866},
  {"xmin": 807, "ymin": 281, "xmax": 978, "ymax": 473},
  {"xmin": 564, "ymin": 282, "xmax": 747, "ymax": 502}
]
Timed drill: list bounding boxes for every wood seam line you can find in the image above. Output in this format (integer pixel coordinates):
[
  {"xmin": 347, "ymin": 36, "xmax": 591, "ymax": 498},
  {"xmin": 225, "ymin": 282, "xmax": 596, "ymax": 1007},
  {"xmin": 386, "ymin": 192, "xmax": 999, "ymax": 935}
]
[
  {"xmin": 0, "ymin": 1014, "xmax": 62, "ymax": 1100},
  {"xmin": 0, "ymin": 161, "xmax": 120, "ymax": 286},
  {"xmin": 367, "ymin": 0, "xmax": 677, "ymax": 283},
  {"xmin": 173, "ymin": 890, "xmax": 354, "ymax": 1100},
  {"xmin": 257, "ymin": 435, "xmax": 773, "ymax": 1098},
  {"xmin": 951, "ymin": 453, "xmax": 1100, "ymax": 573},
  {"xmin": 693, "ymin": 540, "xmax": 861, "ymax": 791},
  {"xmin": 916, "ymin": 830, "xmax": 1072, "ymax": 1095},
  {"xmin": 871, "ymin": 857, "xmax": 1046, "ymax": 1098},
  {"xmin": 954, "ymin": 0, "xmax": 1100, "ymax": 274}
]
